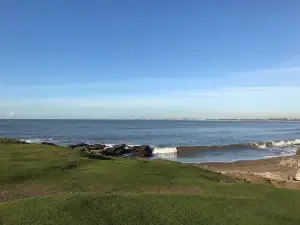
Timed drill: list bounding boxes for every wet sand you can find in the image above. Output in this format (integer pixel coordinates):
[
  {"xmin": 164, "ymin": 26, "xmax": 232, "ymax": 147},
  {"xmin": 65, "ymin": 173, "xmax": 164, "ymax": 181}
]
[{"xmin": 197, "ymin": 155, "xmax": 300, "ymax": 189}]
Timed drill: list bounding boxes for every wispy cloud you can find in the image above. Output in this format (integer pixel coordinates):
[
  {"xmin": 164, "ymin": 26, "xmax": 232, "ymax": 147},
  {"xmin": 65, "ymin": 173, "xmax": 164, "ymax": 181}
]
[
  {"xmin": 1, "ymin": 64, "xmax": 300, "ymax": 118},
  {"xmin": 183, "ymin": 86, "xmax": 300, "ymax": 97},
  {"xmin": 1, "ymin": 85, "xmax": 300, "ymax": 119},
  {"xmin": 1, "ymin": 66, "xmax": 300, "ymax": 91},
  {"xmin": 234, "ymin": 66, "xmax": 300, "ymax": 75}
]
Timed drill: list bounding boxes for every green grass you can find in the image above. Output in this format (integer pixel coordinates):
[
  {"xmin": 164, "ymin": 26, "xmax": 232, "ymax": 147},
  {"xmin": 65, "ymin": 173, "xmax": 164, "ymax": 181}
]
[{"xmin": 0, "ymin": 142, "xmax": 300, "ymax": 224}]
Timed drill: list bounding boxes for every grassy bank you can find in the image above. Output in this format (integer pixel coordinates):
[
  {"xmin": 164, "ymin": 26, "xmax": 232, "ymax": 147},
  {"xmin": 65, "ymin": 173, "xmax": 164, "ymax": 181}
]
[{"xmin": 0, "ymin": 141, "xmax": 300, "ymax": 224}]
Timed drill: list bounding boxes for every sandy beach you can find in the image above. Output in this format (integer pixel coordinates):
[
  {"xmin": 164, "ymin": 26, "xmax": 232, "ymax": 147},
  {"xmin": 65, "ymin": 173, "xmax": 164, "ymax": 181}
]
[{"xmin": 197, "ymin": 154, "xmax": 300, "ymax": 189}]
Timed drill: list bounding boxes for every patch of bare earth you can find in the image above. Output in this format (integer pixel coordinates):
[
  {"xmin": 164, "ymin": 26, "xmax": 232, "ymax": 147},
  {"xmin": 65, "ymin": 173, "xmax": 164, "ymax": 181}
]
[
  {"xmin": 0, "ymin": 184, "xmax": 203, "ymax": 202},
  {"xmin": 198, "ymin": 155, "xmax": 300, "ymax": 189},
  {"xmin": 0, "ymin": 183, "xmax": 65, "ymax": 202}
]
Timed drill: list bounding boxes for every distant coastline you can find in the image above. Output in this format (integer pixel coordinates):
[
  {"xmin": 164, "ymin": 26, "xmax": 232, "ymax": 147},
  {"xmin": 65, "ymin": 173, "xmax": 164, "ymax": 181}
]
[
  {"xmin": 1, "ymin": 118, "xmax": 300, "ymax": 122},
  {"xmin": 203, "ymin": 119, "xmax": 300, "ymax": 122},
  {"xmin": 143, "ymin": 118, "xmax": 300, "ymax": 122}
]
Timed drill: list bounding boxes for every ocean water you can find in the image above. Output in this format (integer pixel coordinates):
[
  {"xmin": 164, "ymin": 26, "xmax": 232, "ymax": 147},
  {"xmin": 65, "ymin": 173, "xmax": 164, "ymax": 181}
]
[{"xmin": 1, "ymin": 119, "xmax": 300, "ymax": 163}]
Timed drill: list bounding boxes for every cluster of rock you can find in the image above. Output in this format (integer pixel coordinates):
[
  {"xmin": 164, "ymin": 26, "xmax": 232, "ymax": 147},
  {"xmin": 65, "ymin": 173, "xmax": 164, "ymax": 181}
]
[
  {"xmin": 69, "ymin": 143, "xmax": 152, "ymax": 159},
  {"xmin": 0, "ymin": 138, "xmax": 27, "ymax": 144}
]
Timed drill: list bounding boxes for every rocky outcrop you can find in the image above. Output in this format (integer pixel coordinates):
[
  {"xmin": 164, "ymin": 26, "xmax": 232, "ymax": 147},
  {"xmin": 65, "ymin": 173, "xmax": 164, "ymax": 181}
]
[
  {"xmin": 132, "ymin": 145, "xmax": 152, "ymax": 158},
  {"xmin": 296, "ymin": 148, "xmax": 300, "ymax": 156},
  {"xmin": 0, "ymin": 138, "xmax": 27, "ymax": 144},
  {"xmin": 72, "ymin": 143, "xmax": 153, "ymax": 159},
  {"xmin": 88, "ymin": 144, "xmax": 106, "ymax": 150}
]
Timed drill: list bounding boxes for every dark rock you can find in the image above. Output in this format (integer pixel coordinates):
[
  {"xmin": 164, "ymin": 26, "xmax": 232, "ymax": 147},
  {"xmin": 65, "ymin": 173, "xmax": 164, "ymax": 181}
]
[
  {"xmin": 266, "ymin": 142, "xmax": 273, "ymax": 147},
  {"xmin": 104, "ymin": 147, "xmax": 115, "ymax": 156},
  {"xmin": 69, "ymin": 143, "xmax": 88, "ymax": 149},
  {"xmin": 121, "ymin": 153, "xmax": 133, "ymax": 158},
  {"xmin": 131, "ymin": 146, "xmax": 140, "ymax": 151},
  {"xmin": 115, "ymin": 149, "xmax": 125, "ymax": 156},
  {"xmin": 104, "ymin": 144, "xmax": 128, "ymax": 156},
  {"xmin": 86, "ymin": 144, "xmax": 106, "ymax": 151},
  {"xmin": 123, "ymin": 146, "xmax": 132, "ymax": 153},
  {"xmin": 73, "ymin": 142, "xmax": 152, "ymax": 158},
  {"xmin": 132, "ymin": 145, "xmax": 152, "ymax": 157},
  {"xmin": 114, "ymin": 145, "xmax": 127, "ymax": 155},
  {"xmin": 41, "ymin": 142, "xmax": 57, "ymax": 146},
  {"xmin": 296, "ymin": 148, "xmax": 300, "ymax": 156},
  {"xmin": 117, "ymin": 144, "xmax": 134, "ymax": 155},
  {"xmin": 84, "ymin": 144, "xmax": 106, "ymax": 151},
  {"xmin": 92, "ymin": 144, "xmax": 106, "ymax": 150}
]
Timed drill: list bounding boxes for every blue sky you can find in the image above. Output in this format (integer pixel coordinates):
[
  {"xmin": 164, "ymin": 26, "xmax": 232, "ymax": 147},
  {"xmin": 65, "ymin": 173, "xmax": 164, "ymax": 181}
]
[{"xmin": 1, "ymin": 0, "xmax": 300, "ymax": 119}]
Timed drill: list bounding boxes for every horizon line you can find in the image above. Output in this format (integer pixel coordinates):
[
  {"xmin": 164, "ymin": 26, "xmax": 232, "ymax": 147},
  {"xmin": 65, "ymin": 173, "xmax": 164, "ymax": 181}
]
[{"xmin": 1, "ymin": 118, "xmax": 300, "ymax": 121}]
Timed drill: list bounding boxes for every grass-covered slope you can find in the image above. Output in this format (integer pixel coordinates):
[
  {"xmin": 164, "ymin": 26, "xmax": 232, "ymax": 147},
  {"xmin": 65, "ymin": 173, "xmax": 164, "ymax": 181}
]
[{"xmin": 0, "ymin": 141, "xmax": 300, "ymax": 225}]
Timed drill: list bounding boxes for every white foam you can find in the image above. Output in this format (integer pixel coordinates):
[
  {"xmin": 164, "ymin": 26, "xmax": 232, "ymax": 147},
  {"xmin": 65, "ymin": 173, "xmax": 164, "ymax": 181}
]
[
  {"xmin": 271, "ymin": 139, "xmax": 300, "ymax": 147},
  {"xmin": 153, "ymin": 147, "xmax": 178, "ymax": 154},
  {"xmin": 154, "ymin": 152, "xmax": 177, "ymax": 160},
  {"xmin": 264, "ymin": 155, "xmax": 278, "ymax": 159},
  {"xmin": 252, "ymin": 143, "xmax": 267, "ymax": 148},
  {"xmin": 104, "ymin": 143, "xmax": 115, "ymax": 148},
  {"xmin": 104, "ymin": 143, "xmax": 137, "ymax": 148},
  {"xmin": 21, "ymin": 138, "xmax": 54, "ymax": 144},
  {"xmin": 253, "ymin": 139, "xmax": 300, "ymax": 149}
]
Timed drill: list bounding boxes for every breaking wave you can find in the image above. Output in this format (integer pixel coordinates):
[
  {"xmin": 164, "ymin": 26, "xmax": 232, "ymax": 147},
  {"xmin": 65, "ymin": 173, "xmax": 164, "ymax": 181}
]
[
  {"xmin": 20, "ymin": 138, "xmax": 300, "ymax": 156},
  {"xmin": 176, "ymin": 139, "xmax": 300, "ymax": 152},
  {"xmin": 153, "ymin": 147, "xmax": 178, "ymax": 154},
  {"xmin": 252, "ymin": 139, "xmax": 300, "ymax": 149},
  {"xmin": 21, "ymin": 138, "xmax": 55, "ymax": 144}
]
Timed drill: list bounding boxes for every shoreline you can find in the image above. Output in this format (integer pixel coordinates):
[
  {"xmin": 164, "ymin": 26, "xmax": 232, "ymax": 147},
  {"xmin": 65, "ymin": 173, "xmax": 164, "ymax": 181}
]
[
  {"xmin": 2, "ymin": 137, "xmax": 299, "ymax": 162},
  {"xmin": 197, "ymin": 154, "xmax": 300, "ymax": 189},
  {"xmin": 17, "ymin": 137, "xmax": 300, "ymax": 156}
]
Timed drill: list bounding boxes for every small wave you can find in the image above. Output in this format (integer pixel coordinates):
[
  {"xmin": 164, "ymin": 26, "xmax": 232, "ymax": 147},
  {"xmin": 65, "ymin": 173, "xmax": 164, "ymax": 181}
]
[
  {"xmin": 153, "ymin": 152, "xmax": 177, "ymax": 160},
  {"xmin": 252, "ymin": 139, "xmax": 300, "ymax": 149},
  {"xmin": 265, "ymin": 151, "xmax": 295, "ymax": 159},
  {"xmin": 177, "ymin": 144, "xmax": 251, "ymax": 152},
  {"xmin": 273, "ymin": 139, "xmax": 300, "ymax": 147},
  {"xmin": 176, "ymin": 138, "xmax": 300, "ymax": 153},
  {"xmin": 252, "ymin": 142, "xmax": 267, "ymax": 149},
  {"xmin": 153, "ymin": 147, "xmax": 178, "ymax": 154}
]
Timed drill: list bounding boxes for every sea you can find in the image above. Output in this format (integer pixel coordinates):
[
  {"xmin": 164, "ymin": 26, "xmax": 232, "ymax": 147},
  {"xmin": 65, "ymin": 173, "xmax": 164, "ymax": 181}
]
[{"xmin": 1, "ymin": 119, "xmax": 300, "ymax": 163}]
